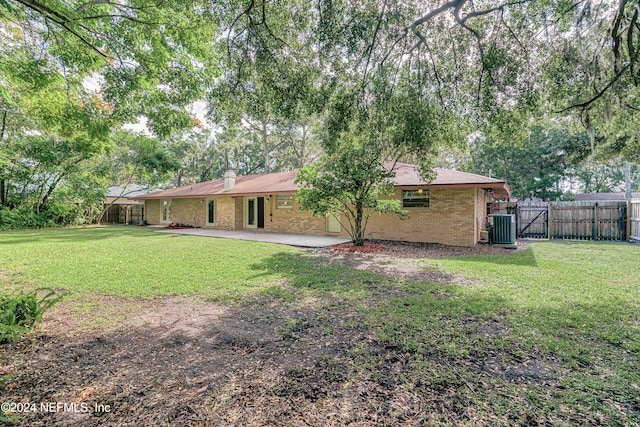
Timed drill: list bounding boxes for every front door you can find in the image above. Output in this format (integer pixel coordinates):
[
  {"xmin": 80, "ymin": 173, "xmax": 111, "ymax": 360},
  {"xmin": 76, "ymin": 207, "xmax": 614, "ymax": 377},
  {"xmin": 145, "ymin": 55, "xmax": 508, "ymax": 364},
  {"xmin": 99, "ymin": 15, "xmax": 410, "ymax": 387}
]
[
  {"xmin": 257, "ymin": 197, "xmax": 265, "ymax": 228},
  {"xmin": 245, "ymin": 197, "xmax": 265, "ymax": 229}
]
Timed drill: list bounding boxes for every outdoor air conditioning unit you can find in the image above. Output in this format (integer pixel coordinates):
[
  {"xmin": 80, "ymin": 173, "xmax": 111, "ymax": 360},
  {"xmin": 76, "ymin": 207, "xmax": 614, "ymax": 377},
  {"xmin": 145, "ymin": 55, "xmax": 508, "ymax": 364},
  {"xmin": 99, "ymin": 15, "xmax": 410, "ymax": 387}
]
[{"xmin": 488, "ymin": 214, "xmax": 517, "ymax": 248}]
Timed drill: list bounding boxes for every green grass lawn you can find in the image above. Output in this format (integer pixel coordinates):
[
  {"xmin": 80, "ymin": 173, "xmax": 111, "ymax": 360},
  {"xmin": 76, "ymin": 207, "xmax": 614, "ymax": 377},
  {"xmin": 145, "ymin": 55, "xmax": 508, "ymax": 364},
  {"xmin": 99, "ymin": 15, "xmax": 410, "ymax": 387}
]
[
  {"xmin": 0, "ymin": 227, "xmax": 638, "ymax": 424},
  {"xmin": 433, "ymin": 242, "xmax": 640, "ymax": 360},
  {"xmin": 366, "ymin": 241, "xmax": 640, "ymax": 424},
  {"xmin": 0, "ymin": 226, "xmax": 378, "ymax": 300}
]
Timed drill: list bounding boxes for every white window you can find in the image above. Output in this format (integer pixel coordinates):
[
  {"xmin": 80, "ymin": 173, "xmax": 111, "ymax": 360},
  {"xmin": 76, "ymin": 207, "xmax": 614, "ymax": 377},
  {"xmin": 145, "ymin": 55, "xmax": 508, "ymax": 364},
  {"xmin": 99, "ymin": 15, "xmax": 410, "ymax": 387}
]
[
  {"xmin": 160, "ymin": 199, "xmax": 172, "ymax": 223},
  {"xmin": 402, "ymin": 189, "xmax": 429, "ymax": 209},
  {"xmin": 276, "ymin": 194, "xmax": 293, "ymax": 209},
  {"xmin": 206, "ymin": 199, "xmax": 215, "ymax": 225}
]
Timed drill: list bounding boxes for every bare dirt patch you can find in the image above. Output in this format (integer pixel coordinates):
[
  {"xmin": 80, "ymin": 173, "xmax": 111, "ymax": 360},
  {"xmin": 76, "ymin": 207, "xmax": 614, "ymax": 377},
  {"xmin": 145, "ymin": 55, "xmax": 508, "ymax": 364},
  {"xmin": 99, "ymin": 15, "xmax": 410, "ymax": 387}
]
[
  {"xmin": 328, "ymin": 239, "xmax": 523, "ymax": 259},
  {"xmin": 330, "ymin": 242, "xmax": 386, "ymax": 253},
  {"xmin": 1, "ymin": 295, "xmax": 371, "ymax": 426},
  {"xmin": 0, "ymin": 287, "xmax": 564, "ymax": 426},
  {"xmin": 307, "ymin": 240, "xmax": 524, "ymax": 284}
]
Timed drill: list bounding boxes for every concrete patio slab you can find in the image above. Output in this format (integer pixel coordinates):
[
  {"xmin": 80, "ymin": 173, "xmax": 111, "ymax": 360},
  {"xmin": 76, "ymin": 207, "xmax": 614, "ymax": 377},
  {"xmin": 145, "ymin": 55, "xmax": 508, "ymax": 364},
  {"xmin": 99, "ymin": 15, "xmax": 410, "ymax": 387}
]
[{"xmin": 155, "ymin": 228, "xmax": 352, "ymax": 248}]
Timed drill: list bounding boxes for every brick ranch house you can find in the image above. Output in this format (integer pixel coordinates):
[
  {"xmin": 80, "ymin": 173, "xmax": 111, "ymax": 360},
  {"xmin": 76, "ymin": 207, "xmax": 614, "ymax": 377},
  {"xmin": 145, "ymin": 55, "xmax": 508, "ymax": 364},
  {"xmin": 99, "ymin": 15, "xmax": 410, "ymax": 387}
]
[{"xmin": 134, "ymin": 163, "xmax": 510, "ymax": 247}]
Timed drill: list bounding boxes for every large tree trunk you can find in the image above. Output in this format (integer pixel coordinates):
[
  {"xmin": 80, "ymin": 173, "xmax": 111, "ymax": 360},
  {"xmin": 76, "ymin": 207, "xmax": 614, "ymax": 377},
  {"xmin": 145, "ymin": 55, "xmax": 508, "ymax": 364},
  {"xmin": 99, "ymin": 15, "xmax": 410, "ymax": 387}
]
[
  {"xmin": 39, "ymin": 174, "xmax": 63, "ymax": 213},
  {"xmin": 0, "ymin": 111, "xmax": 6, "ymax": 207},
  {"xmin": 353, "ymin": 202, "xmax": 364, "ymax": 246},
  {"xmin": 262, "ymin": 121, "xmax": 270, "ymax": 173},
  {"xmin": 0, "ymin": 179, "xmax": 5, "ymax": 207}
]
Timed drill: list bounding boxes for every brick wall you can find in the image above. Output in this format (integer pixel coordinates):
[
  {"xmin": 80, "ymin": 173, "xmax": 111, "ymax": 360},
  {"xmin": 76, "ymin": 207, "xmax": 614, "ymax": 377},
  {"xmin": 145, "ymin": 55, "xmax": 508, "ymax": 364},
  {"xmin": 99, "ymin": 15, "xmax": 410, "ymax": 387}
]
[
  {"xmin": 233, "ymin": 198, "xmax": 243, "ymax": 230},
  {"xmin": 215, "ymin": 197, "xmax": 237, "ymax": 230},
  {"xmin": 264, "ymin": 196, "xmax": 328, "ymax": 234},
  {"xmin": 365, "ymin": 188, "xmax": 478, "ymax": 247},
  {"xmin": 474, "ymin": 189, "xmax": 490, "ymax": 242},
  {"xmin": 169, "ymin": 198, "xmax": 207, "ymax": 227},
  {"xmin": 144, "ymin": 200, "xmax": 160, "ymax": 224},
  {"xmin": 144, "ymin": 188, "xmax": 483, "ymax": 247}
]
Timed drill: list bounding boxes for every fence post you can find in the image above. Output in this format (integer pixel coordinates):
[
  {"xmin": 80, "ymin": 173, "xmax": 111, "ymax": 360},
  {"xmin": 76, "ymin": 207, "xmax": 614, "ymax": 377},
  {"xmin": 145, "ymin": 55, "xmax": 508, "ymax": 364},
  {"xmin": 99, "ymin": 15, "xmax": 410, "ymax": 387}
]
[
  {"xmin": 628, "ymin": 200, "xmax": 632, "ymax": 242},
  {"xmin": 593, "ymin": 202, "xmax": 598, "ymax": 240},
  {"xmin": 548, "ymin": 202, "xmax": 553, "ymax": 239},
  {"xmin": 545, "ymin": 204, "xmax": 550, "ymax": 239}
]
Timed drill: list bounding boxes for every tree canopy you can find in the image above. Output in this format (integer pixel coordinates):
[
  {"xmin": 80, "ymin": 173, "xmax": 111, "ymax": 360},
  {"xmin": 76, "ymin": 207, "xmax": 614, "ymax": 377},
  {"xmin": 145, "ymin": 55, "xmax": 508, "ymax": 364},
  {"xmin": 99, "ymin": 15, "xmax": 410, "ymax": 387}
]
[
  {"xmin": 2, "ymin": 0, "xmax": 640, "ymax": 228},
  {"xmin": 1, "ymin": 0, "xmax": 219, "ymax": 137}
]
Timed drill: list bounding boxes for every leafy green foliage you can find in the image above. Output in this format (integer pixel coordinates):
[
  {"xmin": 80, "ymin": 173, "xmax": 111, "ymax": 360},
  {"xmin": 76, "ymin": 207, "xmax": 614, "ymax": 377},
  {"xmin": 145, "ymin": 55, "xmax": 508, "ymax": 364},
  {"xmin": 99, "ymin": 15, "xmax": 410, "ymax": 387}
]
[
  {"xmin": 296, "ymin": 132, "xmax": 406, "ymax": 246},
  {"xmin": 0, "ymin": 1, "xmax": 221, "ymax": 229},
  {"xmin": 397, "ymin": 0, "xmax": 640, "ymax": 155},
  {"xmin": 207, "ymin": 0, "xmax": 323, "ymax": 174},
  {"xmin": 468, "ymin": 126, "xmax": 592, "ymax": 200},
  {"xmin": 106, "ymin": 131, "xmax": 181, "ymax": 186},
  {"xmin": 0, "ymin": 202, "xmax": 88, "ymax": 229},
  {"xmin": 0, "ymin": 38, "xmax": 117, "ymax": 226},
  {"xmin": 572, "ymin": 160, "xmax": 640, "ymax": 193},
  {"xmin": 0, "ymin": 92, "xmax": 179, "ymax": 228},
  {"xmin": 1, "ymin": 0, "xmax": 220, "ymax": 137},
  {"xmin": 467, "ymin": 124, "xmax": 640, "ymax": 199},
  {"xmin": 0, "ymin": 288, "xmax": 63, "ymax": 342},
  {"xmin": 3, "ymin": 0, "xmax": 640, "ymax": 227}
]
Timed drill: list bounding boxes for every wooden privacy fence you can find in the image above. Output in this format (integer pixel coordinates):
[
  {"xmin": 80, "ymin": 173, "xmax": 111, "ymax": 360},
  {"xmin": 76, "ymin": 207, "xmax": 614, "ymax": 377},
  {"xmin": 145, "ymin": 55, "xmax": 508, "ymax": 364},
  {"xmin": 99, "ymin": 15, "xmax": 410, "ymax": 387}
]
[
  {"xmin": 491, "ymin": 201, "xmax": 628, "ymax": 241},
  {"xmin": 631, "ymin": 199, "xmax": 640, "ymax": 242}
]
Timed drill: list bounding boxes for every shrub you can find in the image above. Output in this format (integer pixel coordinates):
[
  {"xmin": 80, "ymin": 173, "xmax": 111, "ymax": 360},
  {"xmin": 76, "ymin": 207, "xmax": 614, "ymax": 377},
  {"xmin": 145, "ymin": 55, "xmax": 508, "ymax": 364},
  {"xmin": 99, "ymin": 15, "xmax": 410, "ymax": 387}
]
[
  {"xmin": 0, "ymin": 202, "xmax": 88, "ymax": 230},
  {"xmin": 0, "ymin": 289, "xmax": 64, "ymax": 343}
]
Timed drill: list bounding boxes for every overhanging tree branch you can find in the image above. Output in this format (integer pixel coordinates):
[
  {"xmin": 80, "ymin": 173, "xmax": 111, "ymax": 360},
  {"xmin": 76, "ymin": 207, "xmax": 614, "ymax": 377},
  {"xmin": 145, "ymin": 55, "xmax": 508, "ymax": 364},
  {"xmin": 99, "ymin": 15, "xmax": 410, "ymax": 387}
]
[
  {"xmin": 14, "ymin": 0, "xmax": 109, "ymax": 60},
  {"xmin": 556, "ymin": 63, "xmax": 631, "ymax": 113}
]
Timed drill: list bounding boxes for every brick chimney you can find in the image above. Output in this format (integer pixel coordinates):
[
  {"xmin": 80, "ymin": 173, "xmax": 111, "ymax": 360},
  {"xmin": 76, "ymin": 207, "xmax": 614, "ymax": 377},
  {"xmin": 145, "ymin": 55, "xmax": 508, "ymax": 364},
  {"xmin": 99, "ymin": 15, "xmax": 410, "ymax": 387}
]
[{"xmin": 223, "ymin": 169, "xmax": 236, "ymax": 191}]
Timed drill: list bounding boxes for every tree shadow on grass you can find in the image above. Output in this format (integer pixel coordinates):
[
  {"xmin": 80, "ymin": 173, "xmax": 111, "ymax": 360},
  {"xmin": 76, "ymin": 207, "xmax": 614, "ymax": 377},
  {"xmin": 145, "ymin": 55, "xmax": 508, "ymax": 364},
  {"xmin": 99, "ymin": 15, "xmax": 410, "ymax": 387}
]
[
  {"xmin": 2, "ymin": 293, "xmax": 412, "ymax": 426},
  {"xmin": 0, "ymin": 289, "xmax": 557, "ymax": 426},
  {"xmin": 443, "ymin": 246, "xmax": 539, "ymax": 267},
  {"xmin": 248, "ymin": 251, "xmax": 390, "ymax": 294}
]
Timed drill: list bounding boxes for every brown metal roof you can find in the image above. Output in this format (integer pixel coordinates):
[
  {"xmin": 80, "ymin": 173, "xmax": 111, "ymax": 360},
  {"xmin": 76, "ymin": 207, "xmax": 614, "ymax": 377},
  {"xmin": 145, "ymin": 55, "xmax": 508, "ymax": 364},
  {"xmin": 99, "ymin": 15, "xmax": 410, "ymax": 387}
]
[
  {"xmin": 135, "ymin": 170, "xmax": 299, "ymax": 199},
  {"xmin": 134, "ymin": 163, "xmax": 510, "ymax": 200},
  {"xmin": 390, "ymin": 163, "xmax": 506, "ymax": 184},
  {"xmin": 389, "ymin": 163, "xmax": 510, "ymax": 198}
]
